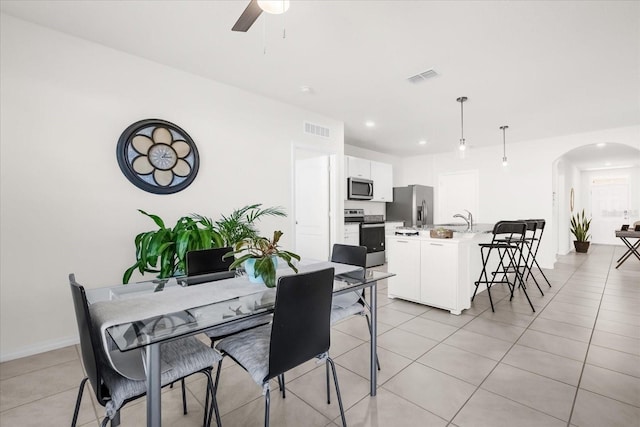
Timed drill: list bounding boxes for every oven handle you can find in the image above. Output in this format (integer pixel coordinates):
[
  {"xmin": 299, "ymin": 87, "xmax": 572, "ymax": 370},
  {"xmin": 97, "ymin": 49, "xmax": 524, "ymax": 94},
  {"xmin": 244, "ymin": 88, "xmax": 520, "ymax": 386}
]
[{"xmin": 361, "ymin": 223, "xmax": 385, "ymax": 229}]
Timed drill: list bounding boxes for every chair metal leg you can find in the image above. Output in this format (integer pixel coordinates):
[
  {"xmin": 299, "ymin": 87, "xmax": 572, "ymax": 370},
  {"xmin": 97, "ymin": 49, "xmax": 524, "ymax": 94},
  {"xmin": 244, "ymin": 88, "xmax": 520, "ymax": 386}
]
[
  {"xmin": 71, "ymin": 377, "xmax": 89, "ymax": 427},
  {"xmin": 110, "ymin": 410, "xmax": 121, "ymax": 427},
  {"xmin": 473, "ymin": 247, "xmax": 492, "ymax": 306},
  {"xmin": 327, "ymin": 357, "xmax": 347, "ymax": 427},
  {"xmin": 100, "ymin": 417, "xmax": 109, "ymax": 427},
  {"xmin": 486, "ymin": 283, "xmax": 495, "ymax": 311},
  {"xmin": 181, "ymin": 377, "xmax": 187, "ymax": 415},
  {"xmin": 280, "ymin": 374, "xmax": 286, "ymax": 398},
  {"xmin": 512, "ymin": 259, "xmax": 535, "ymax": 312},
  {"xmin": 264, "ymin": 388, "xmax": 271, "ymax": 427},
  {"xmin": 203, "ymin": 369, "xmax": 221, "ymax": 427},
  {"xmin": 532, "ymin": 257, "xmax": 552, "ymax": 287},
  {"xmin": 203, "ymin": 373, "xmax": 211, "ymax": 427},
  {"xmin": 326, "ymin": 359, "xmax": 331, "ymax": 404},
  {"xmin": 214, "ymin": 359, "xmax": 223, "ymax": 390}
]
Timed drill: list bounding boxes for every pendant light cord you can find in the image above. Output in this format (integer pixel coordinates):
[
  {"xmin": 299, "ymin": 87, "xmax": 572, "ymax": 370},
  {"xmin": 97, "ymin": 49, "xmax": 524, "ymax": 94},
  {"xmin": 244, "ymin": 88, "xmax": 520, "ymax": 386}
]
[
  {"xmin": 460, "ymin": 100, "xmax": 464, "ymax": 141},
  {"xmin": 502, "ymin": 127, "xmax": 506, "ymax": 157}
]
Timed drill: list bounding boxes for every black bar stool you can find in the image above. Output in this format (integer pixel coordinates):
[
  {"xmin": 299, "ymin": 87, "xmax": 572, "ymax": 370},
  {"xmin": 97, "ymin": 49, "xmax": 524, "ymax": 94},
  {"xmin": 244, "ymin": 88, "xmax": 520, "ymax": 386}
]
[
  {"xmin": 512, "ymin": 220, "xmax": 545, "ymax": 298},
  {"xmin": 472, "ymin": 221, "xmax": 535, "ymax": 312},
  {"xmin": 523, "ymin": 219, "xmax": 552, "ymax": 288}
]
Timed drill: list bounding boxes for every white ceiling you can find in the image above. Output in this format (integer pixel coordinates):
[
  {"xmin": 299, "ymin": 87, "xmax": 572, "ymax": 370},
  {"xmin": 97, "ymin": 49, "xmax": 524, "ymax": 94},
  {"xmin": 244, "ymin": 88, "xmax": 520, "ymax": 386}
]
[{"xmin": 1, "ymin": 0, "xmax": 639, "ymax": 157}]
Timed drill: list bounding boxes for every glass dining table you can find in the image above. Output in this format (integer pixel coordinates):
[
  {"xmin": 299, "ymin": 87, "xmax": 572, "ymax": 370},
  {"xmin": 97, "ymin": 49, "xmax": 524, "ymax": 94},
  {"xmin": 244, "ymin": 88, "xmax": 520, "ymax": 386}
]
[{"xmin": 85, "ymin": 260, "xmax": 394, "ymax": 427}]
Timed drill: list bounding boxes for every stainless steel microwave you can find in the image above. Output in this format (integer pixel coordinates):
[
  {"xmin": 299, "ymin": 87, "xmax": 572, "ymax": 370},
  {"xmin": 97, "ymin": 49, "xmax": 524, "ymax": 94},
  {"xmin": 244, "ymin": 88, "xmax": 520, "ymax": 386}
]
[{"xmin": 347, "ymin": 177, "xmax": 374, "ymax": 200}]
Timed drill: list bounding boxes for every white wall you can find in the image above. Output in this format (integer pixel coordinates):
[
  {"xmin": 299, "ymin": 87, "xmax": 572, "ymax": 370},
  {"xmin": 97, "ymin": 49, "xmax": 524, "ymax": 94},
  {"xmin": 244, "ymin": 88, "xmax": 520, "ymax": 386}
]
[
  {"xmin": 0, "ymin": 15, "xmax": 344, "ymax": 361},
  {"xmin": 396, "ymin": 126, "xmax": 640, "ymax": 268},
  {"xmin": 553, "ymin": 158, "xmax": 581, "ymax": 254}
]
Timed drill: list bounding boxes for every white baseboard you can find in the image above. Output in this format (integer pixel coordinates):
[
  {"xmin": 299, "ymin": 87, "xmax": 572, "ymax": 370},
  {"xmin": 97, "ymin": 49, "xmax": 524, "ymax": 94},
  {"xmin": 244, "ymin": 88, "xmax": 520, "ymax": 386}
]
[{"xmin": 0, "ymin": 335, "xmax": 79, "ymax": 363}]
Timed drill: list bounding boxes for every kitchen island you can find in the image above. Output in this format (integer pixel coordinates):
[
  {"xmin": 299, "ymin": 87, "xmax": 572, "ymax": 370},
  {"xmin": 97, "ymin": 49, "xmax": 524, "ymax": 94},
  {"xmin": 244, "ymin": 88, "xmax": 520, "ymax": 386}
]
[{"xmin": 386, "ymin": 226, "xmax": 493, "ymax": 315}]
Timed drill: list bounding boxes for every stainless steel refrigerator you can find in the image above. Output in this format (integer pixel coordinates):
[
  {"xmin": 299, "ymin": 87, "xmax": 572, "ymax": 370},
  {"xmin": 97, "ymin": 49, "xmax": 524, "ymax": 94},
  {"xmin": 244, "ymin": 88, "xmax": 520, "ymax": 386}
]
[{"xmin": 385, "ymin": 185, "xmax": 434, "ymax": 227}]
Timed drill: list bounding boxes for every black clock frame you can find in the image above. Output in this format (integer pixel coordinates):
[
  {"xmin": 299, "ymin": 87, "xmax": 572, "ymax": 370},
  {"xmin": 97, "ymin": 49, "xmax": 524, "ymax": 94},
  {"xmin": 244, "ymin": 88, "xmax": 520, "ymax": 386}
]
[{"xmin": 116, "ymin": 119, "xmax": 200, "ymax": 195}]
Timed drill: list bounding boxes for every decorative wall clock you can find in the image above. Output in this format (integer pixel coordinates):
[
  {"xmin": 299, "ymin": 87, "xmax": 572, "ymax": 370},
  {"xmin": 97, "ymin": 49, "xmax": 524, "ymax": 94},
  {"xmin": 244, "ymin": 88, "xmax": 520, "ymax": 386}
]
[{"xmin": 116, "ymin": 119, "xmax": 199, "ymax": 194}]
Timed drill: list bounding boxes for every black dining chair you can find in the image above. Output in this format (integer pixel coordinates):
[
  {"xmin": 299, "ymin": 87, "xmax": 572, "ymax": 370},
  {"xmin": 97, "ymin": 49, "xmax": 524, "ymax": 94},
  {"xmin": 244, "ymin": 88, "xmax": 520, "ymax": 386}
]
[
  {"xmin": 186, "ymin": 248, "xmax": 273, "ymax": 345},
  {"xmin": 214, "ymin": 268, "xmax": 347, "ymax": 427},
  {"xmin": 69, "ymin": 274, "xmax": 222, "ymax": 427},
  {"xmin": 327, "ymin": 244, "xmax": 380, "ymax": 401},
  {"xmin": 329, "ymin": 244, "xmax": 371, "ymax": 332}
]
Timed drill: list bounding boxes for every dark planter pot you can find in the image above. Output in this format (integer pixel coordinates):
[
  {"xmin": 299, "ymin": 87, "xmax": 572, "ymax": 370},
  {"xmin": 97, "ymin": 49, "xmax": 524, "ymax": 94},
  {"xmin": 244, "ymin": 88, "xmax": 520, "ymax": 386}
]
[{"xmin": 574, "ymin": 241, "xmax": 590, "ymax": 253}]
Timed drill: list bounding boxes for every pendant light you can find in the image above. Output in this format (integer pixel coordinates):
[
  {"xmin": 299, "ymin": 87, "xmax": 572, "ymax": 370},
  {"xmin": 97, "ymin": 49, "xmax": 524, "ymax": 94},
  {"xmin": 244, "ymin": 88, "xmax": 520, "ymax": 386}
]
[
  {"xmin": 257, "ymin": 0, "xmax": 290, "ymax": 14},
  {"xmin": 456, "ymin": 97, "xmax": 468, "ymax": 151},
  {"xmin": 500, "ymin": 125, "xmax": 509, "ymax": 166}
]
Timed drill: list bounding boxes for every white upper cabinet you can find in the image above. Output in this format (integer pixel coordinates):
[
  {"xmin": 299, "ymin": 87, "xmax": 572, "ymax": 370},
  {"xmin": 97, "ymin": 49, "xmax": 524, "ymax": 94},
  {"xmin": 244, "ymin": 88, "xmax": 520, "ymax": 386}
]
[
  {"xmin": 346, "ymin": 156, "xmax": 371, "ymax": 179},
  {"xmin": 371, "ymin": 160, "xmax": 393, "ymax": 202},
  {"xmin": 345, "ymin": 156, "xmax": 393, "ymax": 202}
]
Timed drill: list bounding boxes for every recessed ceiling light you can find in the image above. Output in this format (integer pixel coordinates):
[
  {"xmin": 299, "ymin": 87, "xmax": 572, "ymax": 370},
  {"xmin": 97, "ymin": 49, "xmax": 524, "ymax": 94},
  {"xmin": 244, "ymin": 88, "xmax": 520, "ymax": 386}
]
[
  {"xmin": 300, "ymin": 85, "xmax": 313, "ymax": 94},
  {"xmin": 365, "ymin": 121, "xmax": 375, "ymax": 128},
  {"xmin": 605, "ymin": 162, "xmax": 612, "ymax": 166},
  {"xmin": 597, "ymin": 143, "xmax": 606, "ymax": 148},
  {"xmin": 418, "ymin": 140, "xmax": 427, "ymax": 145}
]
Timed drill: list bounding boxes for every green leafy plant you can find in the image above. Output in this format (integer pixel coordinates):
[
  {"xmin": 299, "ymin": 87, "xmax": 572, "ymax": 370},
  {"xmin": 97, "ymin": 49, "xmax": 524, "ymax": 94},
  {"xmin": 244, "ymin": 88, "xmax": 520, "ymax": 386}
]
[
  {"xmin": 570, "ymin": 209, "xmax": 591, "ymax": 242},
  {"xmin": 192, "ymin": 204, "xmax": 286, "ymax": 248},
  {"xmin": 123, "ymin": 210, "xmax": 223, "ymax": 283},
  {"xmin": 226, "ymin": 230, "xmax": 300, "ymax": 288}
]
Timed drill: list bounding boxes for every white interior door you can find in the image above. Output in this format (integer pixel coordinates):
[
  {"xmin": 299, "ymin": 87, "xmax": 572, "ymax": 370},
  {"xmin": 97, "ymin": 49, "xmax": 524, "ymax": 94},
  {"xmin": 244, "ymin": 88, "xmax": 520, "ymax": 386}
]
[
  {"xmin": 590, "ymin": 178, "xmax": 629, "ymax": 245},
  {"xmin": 437, "ymin": 170, "xmax": 479, "ymax": 224},
  {"xmin": 294, "ymin": 152, "xmax": 330, "ymax": 261}
]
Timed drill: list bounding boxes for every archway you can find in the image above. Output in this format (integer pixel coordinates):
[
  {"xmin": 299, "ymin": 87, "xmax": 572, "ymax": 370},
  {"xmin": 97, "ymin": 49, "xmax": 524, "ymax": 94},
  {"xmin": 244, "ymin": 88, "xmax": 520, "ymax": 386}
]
[{"xmin": 552, "ymin": 143, "xmax": 640, "ymax": 255}]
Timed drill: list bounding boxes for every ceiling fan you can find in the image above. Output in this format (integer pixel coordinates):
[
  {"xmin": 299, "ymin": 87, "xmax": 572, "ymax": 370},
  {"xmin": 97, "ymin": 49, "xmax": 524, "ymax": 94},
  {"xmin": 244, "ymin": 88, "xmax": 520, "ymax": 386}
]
[{"xmin": 232, "ymin": 0, "xmax": 290, "ymax": 32}]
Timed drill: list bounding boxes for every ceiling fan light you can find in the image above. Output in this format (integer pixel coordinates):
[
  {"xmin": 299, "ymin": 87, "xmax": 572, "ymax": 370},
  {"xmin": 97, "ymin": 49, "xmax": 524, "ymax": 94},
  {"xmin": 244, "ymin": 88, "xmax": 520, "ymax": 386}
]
[{"xmin": 257, "ymin": 0, "xmax": 290, "ymax": 14}]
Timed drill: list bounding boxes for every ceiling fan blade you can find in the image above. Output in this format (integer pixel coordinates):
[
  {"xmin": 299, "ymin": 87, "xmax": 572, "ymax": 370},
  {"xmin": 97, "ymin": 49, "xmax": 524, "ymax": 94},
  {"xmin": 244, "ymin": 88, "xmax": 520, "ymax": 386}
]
[{"xmin": 232, "ymin": 0, "xmax": 263, "ymax": 32}]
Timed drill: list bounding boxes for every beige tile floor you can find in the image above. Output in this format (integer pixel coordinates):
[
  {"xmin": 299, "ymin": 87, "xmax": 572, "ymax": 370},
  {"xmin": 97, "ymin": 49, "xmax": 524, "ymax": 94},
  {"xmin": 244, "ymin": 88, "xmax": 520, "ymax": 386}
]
[{"xmin": 1, "ymin": 244, "xmax": 639, "ymax": 426}]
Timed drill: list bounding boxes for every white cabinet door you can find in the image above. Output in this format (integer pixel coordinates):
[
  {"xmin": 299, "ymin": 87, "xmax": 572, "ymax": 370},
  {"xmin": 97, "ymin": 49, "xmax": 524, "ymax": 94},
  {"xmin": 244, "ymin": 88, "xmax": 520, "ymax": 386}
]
[
  {"xmin": 371, "ymin": 161, "xmax": 393, "ymax": 202},
  {"xmin": 387, "ymin": 237, "xmax": 421, "ymax": 301},
  {"xmin": 344, "ymin": 224, "xmax": 360, "ymax": 246},
  {"xmin": 346, "ymin": 156, "xmax": 371, "ymax": 179},
  {"xmin": 420, "ymin": 241, "xmax": 458, "ymax": 310}
]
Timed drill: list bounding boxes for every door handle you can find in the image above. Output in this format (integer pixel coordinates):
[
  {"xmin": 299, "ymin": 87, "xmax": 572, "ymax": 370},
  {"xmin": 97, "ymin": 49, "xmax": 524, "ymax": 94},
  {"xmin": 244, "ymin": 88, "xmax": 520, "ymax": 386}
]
[{"xmin": 361, "ymin": 223, "xmax": 384, "ymax": 229}]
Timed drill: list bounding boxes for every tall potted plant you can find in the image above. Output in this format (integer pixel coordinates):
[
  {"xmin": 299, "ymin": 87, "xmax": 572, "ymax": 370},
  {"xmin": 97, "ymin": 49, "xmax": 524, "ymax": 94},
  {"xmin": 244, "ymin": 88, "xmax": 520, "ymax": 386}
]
[
  {"xmin": 193, "ymin": 204, "xmax": 286, "ymax": 248},
  {"xmin": 226, "ymin": 230, "xmax": 300, "ymax": 287},
  {"xmin": 570, "ymin": 209, "xmax": 591, "ymax": 253}
]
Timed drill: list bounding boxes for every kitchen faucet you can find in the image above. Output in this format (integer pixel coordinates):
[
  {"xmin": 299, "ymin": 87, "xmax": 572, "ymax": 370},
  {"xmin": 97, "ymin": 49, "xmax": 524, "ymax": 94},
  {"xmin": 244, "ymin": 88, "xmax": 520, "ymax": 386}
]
[{"xmin": 453, "ymin": 210, "xmax": 473, "ymax": 231}]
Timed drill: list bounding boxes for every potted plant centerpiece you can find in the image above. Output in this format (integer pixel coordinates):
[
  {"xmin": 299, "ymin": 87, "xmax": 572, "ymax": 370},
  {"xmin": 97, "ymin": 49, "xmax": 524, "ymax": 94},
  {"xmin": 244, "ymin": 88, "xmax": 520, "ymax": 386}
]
[
  {"xmin": 570, "ymin": 208, "xmax": 591, "ymax": 253},
  {"xmin": 123, "ymin": 204, "xmax": 286, "ymax": 284},
  {"xmin": 226, "ymin": 230, "xmax": 300, "ymax": 287}
]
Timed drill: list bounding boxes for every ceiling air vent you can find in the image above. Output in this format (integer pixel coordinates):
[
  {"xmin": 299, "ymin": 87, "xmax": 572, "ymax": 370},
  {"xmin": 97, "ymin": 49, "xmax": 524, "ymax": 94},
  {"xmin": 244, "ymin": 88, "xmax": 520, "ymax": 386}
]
[
  {"xmin": 304, "ymin": 121, "xmax": 330, "ymax": 139},
  {"xmin": 407, "ymin": 68, "xmax": 438, "ymax": 84}
]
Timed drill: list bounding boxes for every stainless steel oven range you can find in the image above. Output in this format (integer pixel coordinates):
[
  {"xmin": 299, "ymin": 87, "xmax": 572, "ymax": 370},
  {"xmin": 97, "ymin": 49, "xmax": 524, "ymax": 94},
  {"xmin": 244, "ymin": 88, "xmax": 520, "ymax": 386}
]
[{"xmin": 344, "ymin": 209, "xmax": 385, "ymax": 267}]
